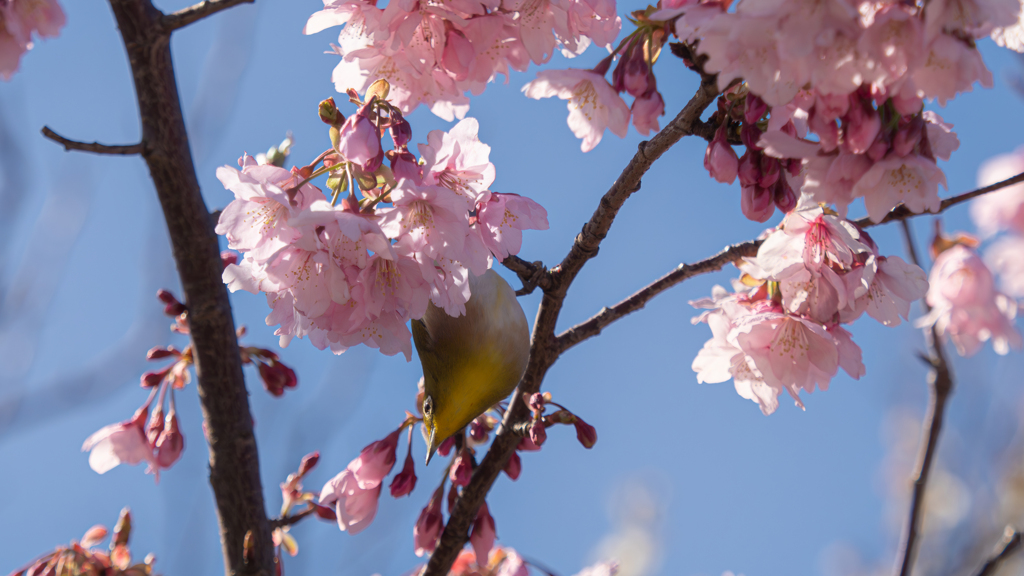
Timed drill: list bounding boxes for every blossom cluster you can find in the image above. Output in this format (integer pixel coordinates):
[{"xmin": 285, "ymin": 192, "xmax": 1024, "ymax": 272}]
[
  {"xmin": 692, "ymin": 205, "xmax": 929, "ymax": 414},
  {"xmin": 653, "ymin": 0, "xmax": 1024, "ymax": 222},
  {"xmin": 317, "ymin": 385, "xmax": 596, "ymax": 557},
  {"xmin": 11, "ymin": 509, "xmax": 157, "ymax": 576},
  {"xmin": 218, "ymin": 84, "xmax": 548, "ymax": 360},
  {"xmin": 0, "ymin": 0, "xmax": 64, "ymax": 80},
  {"xmin": 304, "ymin": 0, "xmax": 620, "ymax": 121}
]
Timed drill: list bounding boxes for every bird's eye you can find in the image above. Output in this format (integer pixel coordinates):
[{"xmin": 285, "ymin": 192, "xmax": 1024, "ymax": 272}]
[{"xmin": 423, "ymin": 396, "xmax": 433, "ymax": 417}]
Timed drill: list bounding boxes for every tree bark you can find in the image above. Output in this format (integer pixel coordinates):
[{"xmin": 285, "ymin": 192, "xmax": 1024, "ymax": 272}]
[{"xmin": 106, "ymin": 1, "xmax": 275, "ymax": 574}]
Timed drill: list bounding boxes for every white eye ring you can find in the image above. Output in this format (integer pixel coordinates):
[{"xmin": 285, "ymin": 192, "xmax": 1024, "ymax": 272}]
[{"xmin": 423, "ymin": 396, "xmax": 434, "ymax": 416}]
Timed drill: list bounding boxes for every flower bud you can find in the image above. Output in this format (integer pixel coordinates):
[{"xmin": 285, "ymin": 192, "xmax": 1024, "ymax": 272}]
[
  {"xmin": 258, "ymin": 361, "xmax": 298, "ymax": 397},
  {"xmin": 352, "ymin": 428, "xmax": 401, "ymax": 489},
  {"xmin": 469, "ymin": 418, "xmax": 490, "ymax": 444},
  {"xmin": 298, "ymin": 451, "xmax": 320, "ymax": 477},
  {"xmin": 112, "ymin": 507, "xmax": 132, "ymax": 547},
  {"xmin": 529, "ymin": 420, "xmax": 547, "ymax": 447},
  {"xmin": 314, "ymin": 503, "xmax": 337, "ymax": 521},
  {"xmin": 773, "ymin": 177, "xmax": 797, "ymax": 214},
  {"xmin": 843, "ymin": 98, "xmax": 880, "ymax": 155},
  {"xmin": 389, "ymin": 450, "xmax": 418, "ymax": 498},
  {"xmin": 741, "ymin": 185, "xmax": 775, "ymax": 223},
  {"xmin": 437, "ymin": 435, "xmax": 455, "ymax": 457},
  {"xmin": 740, "ymin": 122, "xmax": 762, "ymax": 150},
  {"xmin": 757, "ymin": 155, "xmax": 780, "ymax": 188},
  {"xmin": 573, "ymin": 418, "xmax": 598, "ymax": 449},
  {"xmin": 738, "ymin": 150, "xmax": 760, "ymax": 187},
  {"xmin": 892, "ymin": 116, "xmax": 924, "ymax": 157},
  {"xmin": 337, "ymin": 99, "xmax": 382, "ymax": 170},
  {"xmin": 146, "ymin": 405, "xmax": 165, "ymax": 445},
  {"xmin": 503, "ymin": 451, "xmax": 522, "ymax": 481},
  {"xmin": 450, "ymin": 451, "xmax": 473, "ymax": 487},
  {"xmin": 413, "ymin": 489, "xmax": 444, "ymax": 557},
  {"xmin": 220, "ymin": 250, "xmax": 239, "ymax": 269},
  {"xmin": 744, "ymin": 94, "xmax": 767, "ymax": 125},
  {"xmin": 155, "ymin": 412, "xmax": 184, "ymax": 468},
  {"xmin": 80, "ymin": 525, "xmax": 108, "ymax": 548},
  {"xmin": 704, "ymin": 124, "xmax": 738, "ymax": 185},
  {"xmin": 470, "ymin": 502, "xmax": 496, "ymax": 566},
  {"xmin": 517, "ymin": 435, "xmax": 541, "ymax": 452},
  {"xmin": 528, "ymin": 392, "xmax": 545, "ymax": 413},
  {"xmin": 319, "ymin": 97, "xmax": 343, "ymax": 127},
  {"xmin": 146, "ymin": 346, "xmax": 178, "ymax": 360},
  {"xmin": 140, "ymin": 366, "xmax": 170, "ymax": 388},
  {"xmin": 389, "ymin": 111, "xmax": 412, "ymax": 148},
  {"xmin": 156, "ymin": 290, "xmax": 186, "ymax": 316}
]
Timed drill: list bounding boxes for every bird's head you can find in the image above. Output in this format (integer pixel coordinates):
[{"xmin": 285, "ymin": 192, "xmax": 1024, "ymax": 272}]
[{"xmin": 421, "ymin": 394, "xmax": 440, "ymax": 465}]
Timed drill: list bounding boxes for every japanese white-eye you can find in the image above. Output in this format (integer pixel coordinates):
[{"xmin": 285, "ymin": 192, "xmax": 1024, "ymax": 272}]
[{"xmin": 414, "ymin": 269, "xmax": 530, "ymax": 464}]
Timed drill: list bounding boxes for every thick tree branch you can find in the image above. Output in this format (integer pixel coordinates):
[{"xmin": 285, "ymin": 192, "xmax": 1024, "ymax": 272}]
[
  {"xmin": 162, "ymin": 0, "xmax": 254, "ymax": 33},
  {"xmin": 106, "ymin": 1, "xmax": 274, "ymax": 575},
  {"xmin": 422, "ymin": 74, "xmax": 722, "ymax": 576},
  {"xmin": 40, "ymin": 126, "xmax": 143, "ymax": 155},
  {"xmin": 893, "ymin": 219, "xmax": 954, "ymax": 576},
  {"xmin": 558, "ymin": 170, "xmax": 1024, "ymax": 353},
  {"xmin": 973, "ymin": 527, "xmax": 1022, "ymax": 576}
]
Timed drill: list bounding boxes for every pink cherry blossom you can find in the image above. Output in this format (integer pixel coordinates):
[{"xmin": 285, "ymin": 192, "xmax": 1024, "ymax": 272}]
[
  {"xmin": 82, "ymin": 408, "xmax": 156, "ymax": 475},
  {"xmin": 631, "ymin": 89, "xmax": 665, "ymax": 136},
  {"xmin": 854, "ymin": 154, "xmax": 946, "ymax": 223},
  {"xmin": 573, "ymin": 561, "xmax": 620, "ymax": 576},
  {"xmin": 912, "ymin": 33, "xmax": 993, "ymax": 105},
  {"xmin": 970, "ymin": 145, "xmax": 1024, "ymax": 237},
  {"xmin": 918, "ymin": 244, "xmax": 1022, "ymax": 356},
  {"xmin": 318, "ymin": 467, "xmax": 382, "ymax": 535},
  {"xmin": 705, "ymin": 124, "xmax": 739, "ymax": 184},
  {"xmin": 378, "ymin": 181, "xmax": 469, "ymax": 261},
  {"xmin": 337, "ymin": 102, "xmax": 383, "ymax": 170},
  {"xmin": 496, "ymin": 549, "xmax": 530, "ymax": 576},
  {"xmin": 419, "ymin": 118, "xmax": 496, "ymax": 207},
  {"xmin": 215, "ymin": 154, "xmax": 324, "ymax": 263},
  {"xmin": 523, "ymin": 68, "xmax": 630, "ymax": 152},
  {"xmin": 842, "ymin": 255, "xmax": 929, "ymax": 326},
  {"xmin": 473, "ymin": 191, "xmax": 550, "ymax": 262},
  {"xmin": 0, "ymin": 0, "xmax": 65, "ymax": 80}
]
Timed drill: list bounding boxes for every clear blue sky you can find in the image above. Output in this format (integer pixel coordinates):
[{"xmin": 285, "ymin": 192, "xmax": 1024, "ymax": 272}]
[{"xmin": 2, "ymin": 2, "xmax": 1024, "ymax": 576}]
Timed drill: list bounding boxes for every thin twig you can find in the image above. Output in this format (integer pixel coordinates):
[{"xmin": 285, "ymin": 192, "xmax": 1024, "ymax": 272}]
[
  {"xmin": 40, "ymin": 126, "xmax": 143, "ymax": 155},
  {"xmin": 162, "ymin": 0, "xmax": 254, "ymax": 33},
  {"xmin": 421, "ymin": 73, "xmax": 722, "ymax": 576},
  {"xmin": 558, "ymin": 171, "xmax": 1024, "ymax": 354},
  {"xmin": 893, "ymin": 219, "xmax": 954, "ymax": 576},
  {"xmin": 501, "ymin": 255, "xmax": 551, "ymax": 296},
  {"xmin": 268, "ymin": 507, "xmax": 318, "ymax": 530},
  {"xmin": 973, "ymin": 527, "xmax": 1022, "ymax": 576}
]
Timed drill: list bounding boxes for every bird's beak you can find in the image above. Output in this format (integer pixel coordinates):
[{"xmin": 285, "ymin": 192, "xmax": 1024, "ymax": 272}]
[{"xmin": 425, "ymin": 427, "xmax": 437, "ymax": 466}]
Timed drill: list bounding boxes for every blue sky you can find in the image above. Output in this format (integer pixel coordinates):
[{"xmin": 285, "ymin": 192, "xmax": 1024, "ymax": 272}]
[{"xmin": 2, "ymin": 2, "xmax": 1024, "ymax": 576}]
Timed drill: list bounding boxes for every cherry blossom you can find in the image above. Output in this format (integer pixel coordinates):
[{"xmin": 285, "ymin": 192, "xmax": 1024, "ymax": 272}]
[
  {"xmin": 82, "ymin": 407, "xmax": 156, "ymax": 476},
  {"xmin": 970, "ymin": 145, "xmax": 1024, "ymax": 237},
  {"xmin": 318, "ymin": 468, "xmax": 382, "ymax": 535},
  {"xmin": 0, "ymin": 0, "xmax": 65, "ymax": 80},
  {"xmin": 523, "ymin": 68, "xmax": 630, "ymax": 152},
  {"xmin": 918, "ymin": 244, "xmax": 1022, "ymax": 356}
]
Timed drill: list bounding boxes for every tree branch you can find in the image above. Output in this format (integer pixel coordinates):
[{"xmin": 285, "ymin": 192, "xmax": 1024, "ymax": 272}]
[
  {"xmin": 501, "ymin": 255, "xmax": 551, "ymax": 296},
  {"xmin": 106, "ymin": 1, "xmax": 274, "ymax": 575},
  {"xmin": 973, "ymin": 527, "xmax": 1022, "ymax": 576},
  {"xmin": 421, "ymin": 74, "xmax": 722, "ymax": 576},
  {"xmin": 162, "ymin": 0, "xmax": 254, "ymax": 33},
  {"xmin": 557, "ymin": 170, "xmax": 1024, "ymax": 354},
  {"xmin": 893, "ymin": 219, "xmax": 954, "ymax": 576},
  {"xmin": 268, "ymin": 507, "xmax": 318, "ymax": 530},
  {"xmin": 40, "ymin": 126, "xmax": 143, "ymax": 155}
]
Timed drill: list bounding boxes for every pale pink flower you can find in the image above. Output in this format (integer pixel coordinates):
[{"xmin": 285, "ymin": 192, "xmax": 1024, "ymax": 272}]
[
  {"xmin": 758, "ymin": 206, "xmax": 868, "ymax": 278},
  {"xmin": 319, "ymin": 467, "xmax": 382, "ymax": 535},
  {"xmin": 215, "ymin": 154, "xmax": 323, "ymax": 263},
  {"xmin": 523, "ymin": 68, "xmax": 630, "ymax": 152},
  {"xmin": 473, "ymin": 191, "xmax": 549, "ymax": 262},
  {"xmin": 923, "ymin": 110, "xmax": 960, "ymax": 161},
  {"xmin": 350, "ymin": 250, "xmax": 430, "ymax": 321},
  {"xmin": 261, "ymin": 246, "xmax": 344, "ymax": 320},
  {"xmin": 842, "ymin": 255, "xmax": 929, "ymax": 326},
  {"xmin": 631, "ymin": 90, "xmax": 665, "ymax": 136},
  {"xmin": 378, "ymin": 181, "xmax": 469, "ymax": 261},
  {"xmin": 0, "ymin": 0, "xmax": 65, "ymax": 80},
  {"xmin": 413, "ymin": 488, "xmax": 444, "ymax": 556},
  {"xmin": 854, "ymin": 154, "xmax": 946, "ymax": 223},
  {"xmin": 985, "ymin": 235, "xmax": 1024, "ymax": 297},
  {"xmin": 573, "ymin": 561, "xmax": 619, "ymax": 576},
  {"xmin": 802, "ymin": 151, "xmax": 873, "ymax": 218},
  {"xmin": 858, "ymin": 5, "xmax": 925, "ymax": 87},
  {"xmin": 350, "ymin": 428, "xmax": 401, "ymax": 489},
  {"xmin": 918, "ymin": 244, "xmax": 1023, "ymax": 356},
  {"xmin": 496, "ymin": 549, "xmax": 530, "ymax": 576},
  {"xmin": 970, "ymin": 146, "xmax": 1024, "ymax": 237},
  {"xmin": 82, "ymin": 408, "xmax": 156, "ymax": 476},
  {"xmin": 912, "ymin": 33, "xmax": 993, "ymax": 105},
  {"xmin": 419, "ymin": 118, "xmax": 496, "ymax": 207},
  {"xmin": 470, "ymin": 502, "xmax": 496, "ymax": 565}
]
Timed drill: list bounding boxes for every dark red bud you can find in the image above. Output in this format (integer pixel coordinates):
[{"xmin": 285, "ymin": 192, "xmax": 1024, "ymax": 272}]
[
  {"xmin": 314, "ymin": 504, "xmax": 337, "ymax": 521},
  {"xmin": 389, "ymin": 452, "xmax": 417, "ymax": 498},
  {"xmin": 449, "ymin": 452, "xmax": 473, "ymax": 487},
  {"xmin": 436, "ymin": 436, "xmax": 455, "ymax": 457},
  {"xmin": 146, "ymin": 346, "xmax": 178, "ymax": 360},
  {"xmin": 744, "ymin": 94, "xmax": 767, "ymax": 125},
  {"xmin": 503, "ymin": 451, "xmax": 522, "ymax": 481},
  {"xmin": 573, "ymin": 418, "xmax": 598, "ymax": 449},
  {"xmin": 140, "ymin": 367, "xmax": 170, "ymax": 388},
  {"xmin": 529, "ymin": 420, "xmax": 547, "ymax": 447},
  {"xmin": 469, "ymin": 419, "xmax": 489, "ymax": 443},
  {"xmin": 528, "ymin": 392, "xmax": 545, "ymax": 413},
  {"xmin": 298, "ymin": 452, "xmax": 320, "ymax": 477},
  {"xmin": 220, "ymin": 250, "xmax": 239, "ymax": 270}
]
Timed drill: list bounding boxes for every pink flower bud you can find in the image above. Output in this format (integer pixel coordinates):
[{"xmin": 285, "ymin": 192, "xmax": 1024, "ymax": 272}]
[
  {"xmin": 389, "ymin": 111, "xmax": 412, "ymax": 148},
  {"xmin": 112, "ymin": 507, "xmax": 132, "ymax": 546},
  {"xmin": 744, "ymin": 94, "xmax": 767, "ymax": 125},
  {"xmin": 155, "ymin": 412, "xmax": 184, "ymax": 469},
  {"xmin": 773, "ymin": 177, "xmax": 797, "ymax": 213},
  {"xmin": 808, "ymin": 109, "xmax": 839, "ymax": 153},
  {"xmin": 337, "ymin": 101, "xmax": 381, "ymax": 170},
  {"xmin": 892, "ymin": 116, "xmax": 924, "ymax": 157},
  {"xmin": 413, "ymin": 489, "xmax": 444, "ymax": 557},
  {"xmin": 258, "ymin": 361, "xmax": 298, "ymax": 397},
  {"xmin": 80, "ymin": 525, "xmax": 108, "ymax": 548},
  {"xmin": 220, "ymin": 250, "xmax": 239, "ymax": 270},
  {"xmin": 843, "ymin": 99, "xmax": 881, "ymax": 155},
  {"xmin": 156, "ymin": 289, "xmax": 186, "ymax": 316},
  {"xmin": 573, "ymin": 418, "xmax": 598, "ymax": 449},
  {"xmin": 529, "ymin": 420, "xmax": 547, "ymax": 447},
  {"xmin": 469, "ymin": 418, "xmax": 490, "ymax": 443},
  {"xmin": 470, "ymin": 502, "xmax": 496, "ymax": 566},
  {"xmin": 740, "ymin": 122, "xmax": 762, "ymax": 150},
  {"xmin": 319, "ymin": 97, "xmax": 343, "ymax": 127},
  {"xmin": 517, "ymin": 435, "xmax": 541, "ymax": 452},
  {"xmin": 528, "ymin": 393, "xmax": 545, "ymax": 413},
  {"xmin": 738, "ymin": 151, "xmax": 760, "ymax": 187},
  {"xmin": 437, "ymin": 435, "xmax": 455, "ymax": 457},
  {"xmin": 757, "ymin": 155, "xmax": 780, "ymax": 188},
  {"xmin": 352, "ymin": 428, "xmax": 401, "ymax": 489},
  {"xmin": 704, "ymin": 124, "xmax": 738, "ymax": 185},
  {"xmin": 503, "ymin": 451, "xmax": 521, "ymax": 481},
  {"xmin": 389, "ymin": 450, "xmax": 417, "ymax": 498},
  {"xmin": 298, "ymin": 452, "xmax": 320, "ymax": 477},
  {"xmin": 314, "ymin": 503, "xmax": 337, "ymax": 521},
  {"xmin": 450, "ymin": 451, "xmax": 473, "ymax": 487},
  {"xmin": 146, "ymin": 406, "xmax": 165, "ymax": 445},
  {"xmin": 621, "ymin": 45, "xmax": 651, "ymax": 98},
  {"xmin": 146, "ymin": 346, "xmax": 178, "ymax": 360},
  {"xmin": 741, "ymin": 185, "xmax": 775, "ymax": 223}
]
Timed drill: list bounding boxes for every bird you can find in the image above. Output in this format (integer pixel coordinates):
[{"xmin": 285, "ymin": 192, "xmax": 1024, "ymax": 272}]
[{"xmin": 413, "ymin": 268, "xmax": 530, "ymax": 465}]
